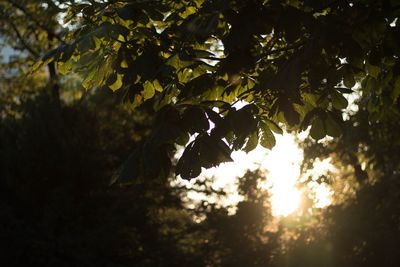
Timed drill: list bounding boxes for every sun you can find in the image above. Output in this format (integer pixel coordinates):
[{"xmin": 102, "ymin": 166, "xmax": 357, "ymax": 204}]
[
  {"xmin": 260, "ymin": 133, "xmax": 303, "ymax": 216},
  {"xmin": 195, "ymin": 133, "xmax": 305, "ymax": 216},
  {"xmin": 270, "ymin": 185, "xmax": 302, "ymax": 216},
  {"xmin": 181, "ymin": 132, "xmax": 332, "ymax": 217}
]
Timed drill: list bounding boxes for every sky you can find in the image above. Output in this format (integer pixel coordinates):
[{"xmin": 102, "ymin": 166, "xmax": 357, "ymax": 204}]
[{"xmin": 0, "ymin": 37, "xmax": 17, "ymax": 63}]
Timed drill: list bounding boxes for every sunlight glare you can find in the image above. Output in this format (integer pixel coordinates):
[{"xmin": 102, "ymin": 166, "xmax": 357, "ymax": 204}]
[
  {"xmin": 177, "ymin": 131, "xmax": 334, "ymax": 217},
  {"xmin": 260, "ymin": 133, "xmax": 303, "ymax": 216},
  {"xmin": 270, "ymin": 185, "xmax": 302, "ymax": 216},
  {"xmin": 199, "ymin": 133, "xmax": 304, "ymax": 217}
]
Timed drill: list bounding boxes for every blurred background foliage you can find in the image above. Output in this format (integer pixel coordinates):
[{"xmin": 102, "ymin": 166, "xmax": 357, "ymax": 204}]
[{"xmin": 1, "ymin": 0, "xmax": 400, "ymax": 267}]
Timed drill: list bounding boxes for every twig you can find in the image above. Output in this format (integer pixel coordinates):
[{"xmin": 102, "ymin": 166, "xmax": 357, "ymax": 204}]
[{"xmin": 8, "ymin": 21, "xmax": 39, "ymax": 57}]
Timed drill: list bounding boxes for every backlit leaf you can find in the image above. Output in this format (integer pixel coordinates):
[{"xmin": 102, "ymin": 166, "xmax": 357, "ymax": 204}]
[
  {"xmin": 109, "ymin": 74, "xmax": 123, "ymax": 91},
  {"xmin": 260, "ymin": 122, "xmax": 276, "ymax": 149},
  {"xmin": 143, "ymin": 81, "xmax": 155, "ymax": 100}
]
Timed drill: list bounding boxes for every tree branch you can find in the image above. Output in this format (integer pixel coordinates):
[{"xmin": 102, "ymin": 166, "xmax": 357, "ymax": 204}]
[
  {"xmin": 259, "ymin": 41, "xmax": 306, "ymax": 60},
  {"xmin": 8, "ymin": 20, "xmax": 39, "ymax": 58},
  {"xmin": 6, "ymin": 0, "xmax": 64, "ymax": 43}
]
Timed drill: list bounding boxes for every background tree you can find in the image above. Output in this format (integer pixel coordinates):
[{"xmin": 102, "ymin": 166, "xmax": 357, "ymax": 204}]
[
  {"xmin": 0, "ymin": 0, "xmax": 71, "ymax": 107},
  {"xmin": 285, "ymin": 81, "xmax": 400, "ymax": 267}
]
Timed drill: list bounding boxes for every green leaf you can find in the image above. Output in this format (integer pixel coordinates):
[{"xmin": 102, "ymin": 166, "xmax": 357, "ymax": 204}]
[
  {"xmin": 198, "ymin": 135, "xmax": 233, "ymax": 168},
  {"xmin": 109, "ymin": 73, "xmax": 123, "ymax": 91},
  {"xmin": 57, "ymin": 60, "xmax": 73, "ymax": 75},
  {"xmin": 260, "ymin": 122, "xmax": 276, "ymax": 149},
  {"xmin": 30, "ymin": 48, "xmax": 60, "ymax": 74},
  {"xmin": 243, "ymin": 129, "xmax": 259, "ymax": 153},
  {"xmin": 181, "ymin": 106, "xmax": 209, "ymax": 134},
  {"xmin": 232, "ymin": 134, "xmax": 247, "ymax": 150},
  {"xmin": 193, "ymin": 49, "xmax": 215, "ymax": 59},
  {"xmin": 362, "ymin": 76, "xmax": 378, "ymax": 93},
  {"xmin": 143, "ymin": 80, "xmax": 155, "ymax": 100},
  {"xmin": 176, "ymin": 142, "xmax": 201, "ymax": 180},
  {"xmin": 343, "ymin": 71, "xmax": 355, "ymax": 88},
  {"xmin": 77, "ymin": 35, "xmax": 96, "ymax": 52},
  {"xmin": 325, "ymin": 114, "xmax": 341, "ymax": 137},
  {"xmin": 176, "ymin": 131, "xmax": 190, "ymax": 146},
  {"xmin": 205, "ymin": 108, "xmax": 223, "ymax": 125},
  {"xmin": 366, "ymin": 63, "xmax": 380, "ymax": 79},
  {"xmin": 153, "ymin": 79, "xmax": 163, "ymax": 92},
  {"xmin": 265, "ymin": 119, "xmax": 283, "ymax": 134},
  {"xmin": 332, "ymin": 90, "xmax": 348, "ymax": 110},
  {"xmin": 279, "ymin": 98, "xmax": 300, "ymax": 126},
  {"xmin": 215, "ymin": 138, "xmax": 233, "ymax": 162},
  {"xmin": 302, "ymin": 93, "xmax": 318, "ymax": 107},
  {"xmin": 228, "ymin": 106, "xmax": 256, "ymax": 137},
  {"xmin": 176, "ymin": 133, "xmax": 233, "ymax": 179},
  {"xmin": 145, "ymin": 8, "xmax": 164, "ymax": 21},
  {"xmin": 82, "ymin": 69, "xmax": 96, "ymax": 89},
  {"xmin": 310, "ymin": 117, "xmax": 325, "ymax": 140},
  {"xmin": 300, "ymin": 108, "xmax": 320, "ymax": 130},
  {"xmin": 116, "ymin": 6, "xmax": 141, "ymax": 20}
]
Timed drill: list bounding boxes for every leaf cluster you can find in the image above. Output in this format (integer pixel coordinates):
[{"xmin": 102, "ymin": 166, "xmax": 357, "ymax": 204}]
[{"xmin": 36, "ymin": 0, "xmax": 400, "ymax": 181}]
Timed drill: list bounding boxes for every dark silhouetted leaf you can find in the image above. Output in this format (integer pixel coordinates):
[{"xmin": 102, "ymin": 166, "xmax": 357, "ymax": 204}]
[{"xmin": 310, "ymin": 117, "xmax": 325, "ymax": 140}]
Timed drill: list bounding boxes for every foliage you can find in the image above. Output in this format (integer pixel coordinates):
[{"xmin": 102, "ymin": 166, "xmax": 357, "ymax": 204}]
[
  {"xmin": 36, "ymin": 0, "xmax": 400, "ymax": 181},
  {"xmin": 294, "ymin": 47, "xmax": 400, "ymax": 266}
]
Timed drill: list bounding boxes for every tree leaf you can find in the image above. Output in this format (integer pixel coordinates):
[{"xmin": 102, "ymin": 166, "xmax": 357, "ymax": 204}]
[
  {"xmin": 109, "ymin": 73, "xmax": 123, "ymax": 91},
  {"xmin": 325, "ymin": 114, "xmax": 341, "ymax": 137},
  {"xmin": 153, "ymin": 79, "xmax": 163, "ymax": 92},
  {"xmin": 243, "ymin": 129, "xmax": 259, "ymax": 153},
  {"xmin": 343, "ymin": 72, "xmax": 355, "ymax": 88},
  {"xmin": 143, "ymin": 80, "xmax": 155, "ymax": 100},
  {"xmin": 310, "ymin": 117, "xmax": 325, "ymax": 140},
  {"xmin": 265, "ymin": 119, "xmax": 283, "ymax": 134},
  {"xmin": 332, "ymin": 90, "xmax": 348, "ymax": 110},
  {"xmin": 181, "ymin": 105, "xmax": 209, "ymax": 134},
  {"xmin": 176, "ymin": 142, "xmax": 201, "ymax": 180},
  {"xmin": 198, "ymin": 135, "xmax": 233, "ymax": 168},
  {"xmin": 260, "ymin": 122, "xmax": 276, "ymax": 149},
  {"xmin": 366, "ymin": 63, "xmax": 380, "ymax": 79}
]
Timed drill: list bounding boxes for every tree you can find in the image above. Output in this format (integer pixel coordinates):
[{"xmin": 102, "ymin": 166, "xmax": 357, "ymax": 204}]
[
  {"xmin": 291, "ymin": 71, "xmax": 400, "ymax": 267},
  {"xmin": 0, "ymin": 0, "xmax": 70, "ymax": 107},
  {"xmin": 35, "ymin": 0, "xmax": 400, "ymax": 182},
  {"xmin": 4, "ymin": 1, "xmax": 400, "ymax": 265}
]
